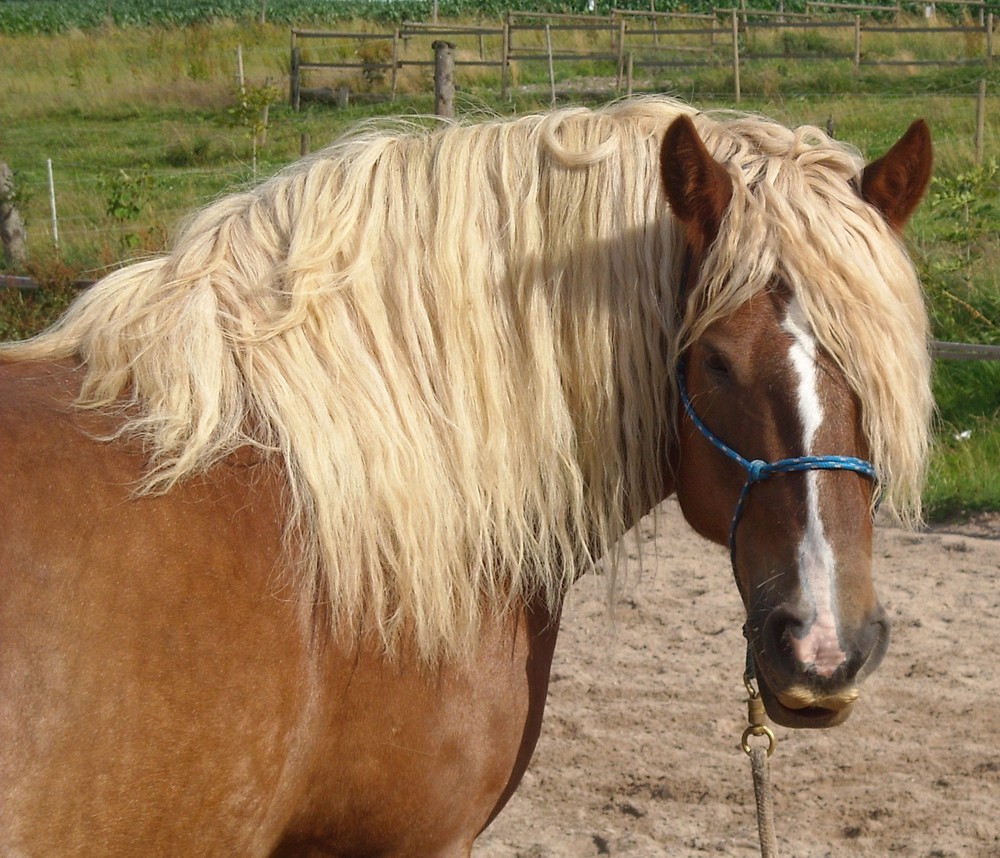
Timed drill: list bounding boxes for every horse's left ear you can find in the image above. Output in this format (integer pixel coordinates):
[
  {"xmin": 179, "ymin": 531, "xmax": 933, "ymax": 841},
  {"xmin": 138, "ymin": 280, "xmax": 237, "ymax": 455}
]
[
  {"xmin": 660, "ymin": 115, "xmax": 734, "ymax": 255},
  {"xmin": 860, "ymin": 119, "xmax": 933, "ymax": 231}
]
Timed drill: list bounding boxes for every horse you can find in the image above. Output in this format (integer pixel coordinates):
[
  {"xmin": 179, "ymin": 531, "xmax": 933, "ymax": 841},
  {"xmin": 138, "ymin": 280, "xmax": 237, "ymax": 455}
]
[{"xmin": 0, "ymin": 97, "xmax": 932, "ymax": 856}]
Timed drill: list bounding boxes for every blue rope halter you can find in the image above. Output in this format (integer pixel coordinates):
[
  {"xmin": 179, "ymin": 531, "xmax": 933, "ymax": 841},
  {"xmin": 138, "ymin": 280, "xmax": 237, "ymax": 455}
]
[{"xmin": 676, "ymin": 361, "xmax": 878, "ymax": 568}]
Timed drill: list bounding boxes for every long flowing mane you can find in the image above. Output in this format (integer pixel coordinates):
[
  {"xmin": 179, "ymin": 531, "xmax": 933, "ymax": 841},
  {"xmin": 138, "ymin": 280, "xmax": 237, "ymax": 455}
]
[{"xmin": 0, "ymin": 98, "xmax": 929, "ymax": 657}]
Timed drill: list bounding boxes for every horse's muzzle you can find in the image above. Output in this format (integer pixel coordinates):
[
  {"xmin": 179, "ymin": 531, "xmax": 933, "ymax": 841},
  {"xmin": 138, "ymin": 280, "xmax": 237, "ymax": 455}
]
[{"xmin": 752, "ymin": 603, "xmax": 891, "ymax": 729}]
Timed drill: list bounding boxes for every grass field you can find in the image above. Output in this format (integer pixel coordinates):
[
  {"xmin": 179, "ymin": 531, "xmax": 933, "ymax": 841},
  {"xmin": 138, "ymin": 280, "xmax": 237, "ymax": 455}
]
[{"xmin": 0, "ymin": 13, "xmax": 998, "ymax": 517}]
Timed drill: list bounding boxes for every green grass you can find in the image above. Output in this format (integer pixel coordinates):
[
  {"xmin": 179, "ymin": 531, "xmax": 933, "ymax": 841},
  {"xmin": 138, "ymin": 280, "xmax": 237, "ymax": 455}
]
[
  {"xmin": 925, "ymin": 412, "xmax": 1000, "ymax": 518},
  {"xmin": 909, "ymin": 155, "xmax": 1000, "ymax": 517},
  {"xmin": 0, "ymin": 281, "xmax": 78, "ymax": 342},
  {"xmin": 926, "ymin": 362, "xmax": 1000, "ymax": 520},
  {"xmin": 1, "ymin": 16, "xmax": 998, "ymax": 517}
]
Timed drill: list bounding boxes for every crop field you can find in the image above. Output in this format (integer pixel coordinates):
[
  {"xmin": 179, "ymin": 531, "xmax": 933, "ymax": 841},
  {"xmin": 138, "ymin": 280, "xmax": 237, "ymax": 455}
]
[
  {"xmin": 1, "ymin": 0, "xmax": 999, "ymax": 31},
  {"xmin": 0, "ymin": 2, "xmax": 998, "ymax": 516}
]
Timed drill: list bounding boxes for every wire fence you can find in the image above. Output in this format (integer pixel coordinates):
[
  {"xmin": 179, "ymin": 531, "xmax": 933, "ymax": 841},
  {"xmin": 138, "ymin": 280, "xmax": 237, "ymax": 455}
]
[
  {"xmin": 4, "ymin": 160, "xmax": 262, "ymax": 262},
  {"xmin": 6, "ymin": 84, "xmax": 992, "ymax": 260}
]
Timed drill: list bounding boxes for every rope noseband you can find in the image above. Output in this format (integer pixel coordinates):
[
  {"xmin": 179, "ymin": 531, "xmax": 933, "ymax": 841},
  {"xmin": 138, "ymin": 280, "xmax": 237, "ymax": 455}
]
[{"xmin": 676, "ymin": 361, "xmax": 878, "ymax": 568}]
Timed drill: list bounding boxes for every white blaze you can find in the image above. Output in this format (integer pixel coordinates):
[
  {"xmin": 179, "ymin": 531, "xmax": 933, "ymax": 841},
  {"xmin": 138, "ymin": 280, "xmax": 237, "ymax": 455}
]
[{"xmin": 781, "ymin": 298, "xmax": 846, "ymax": 677}]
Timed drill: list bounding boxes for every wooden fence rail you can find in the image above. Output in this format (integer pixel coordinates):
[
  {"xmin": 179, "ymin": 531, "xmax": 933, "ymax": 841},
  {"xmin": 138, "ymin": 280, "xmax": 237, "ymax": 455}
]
[{"xmin": 931, "ymin": 341, "xmax": 1000, "ymax": 361}]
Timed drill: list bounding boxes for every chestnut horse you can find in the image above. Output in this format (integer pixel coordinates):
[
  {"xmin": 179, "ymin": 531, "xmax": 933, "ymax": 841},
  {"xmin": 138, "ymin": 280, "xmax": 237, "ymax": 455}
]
[{"xmin": 0, "ymin": 99, "xmax": 932, "ymax": 855}]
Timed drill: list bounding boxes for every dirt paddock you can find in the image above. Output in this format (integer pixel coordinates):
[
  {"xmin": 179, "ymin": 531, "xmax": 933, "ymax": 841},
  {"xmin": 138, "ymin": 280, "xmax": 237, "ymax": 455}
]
[{"xmin": 477, "ymin": 498, "xmax": 1000, "ymax": 857}]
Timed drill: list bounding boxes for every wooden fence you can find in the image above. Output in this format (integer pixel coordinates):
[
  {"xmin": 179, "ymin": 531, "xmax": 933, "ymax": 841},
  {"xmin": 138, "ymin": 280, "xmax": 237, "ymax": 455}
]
[
  {"xmin": 290, "ymin": 23, "xmax": 507, "ymax": 106},
  {"xmin": 288, "ymin": 5, "xmax": 998, "ymax": 106}
]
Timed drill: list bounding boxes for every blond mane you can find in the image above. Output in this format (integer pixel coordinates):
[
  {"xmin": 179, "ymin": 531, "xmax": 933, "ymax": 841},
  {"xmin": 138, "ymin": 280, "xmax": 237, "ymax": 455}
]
[{"xmin": 0, "ymin": 98, "xmax": 930, "ymax": 657}]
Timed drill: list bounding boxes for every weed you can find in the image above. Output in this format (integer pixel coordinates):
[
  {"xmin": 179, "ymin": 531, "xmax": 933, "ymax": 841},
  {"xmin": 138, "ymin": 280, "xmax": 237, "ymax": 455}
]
[
  {"xmin": 229, "ymin": 80, "xmax": 283, "ymax": 179},
  {"xmin": 0, "ymin": 252, "xmax": 82, "ymax": 341},
  {"xmin": 99, "ymin": 166, "xmax": 158, "ymax": 250},
  {"xmin": 163, "ymin": 137, "xmax": 217, "ymax": 168},
  {"xmin": 356, "ymin": 39, "xmax": 393, "ymax": 91}
]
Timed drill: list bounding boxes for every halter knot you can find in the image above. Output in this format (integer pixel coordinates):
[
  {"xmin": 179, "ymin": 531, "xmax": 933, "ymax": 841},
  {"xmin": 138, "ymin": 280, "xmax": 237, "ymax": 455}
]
[{"xmin": 746, "ymin": 459, "xmax": 769, "ymax": 482}]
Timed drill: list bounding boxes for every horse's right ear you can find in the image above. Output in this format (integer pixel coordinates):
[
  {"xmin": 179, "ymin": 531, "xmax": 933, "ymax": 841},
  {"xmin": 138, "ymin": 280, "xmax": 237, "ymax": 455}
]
[
  {"xmin": 860, "ymin": 119, "xmax": 933, "ymax": 231},
  {"xmin": 660, "ymin": 115, "xmax": 733, "ymax": 254}
]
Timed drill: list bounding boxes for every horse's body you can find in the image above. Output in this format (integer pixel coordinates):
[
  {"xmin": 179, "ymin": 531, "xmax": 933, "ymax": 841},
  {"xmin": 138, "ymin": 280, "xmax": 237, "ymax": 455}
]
[
  {"xmin": 0, "ymin": 99, "xmax": 932, "ymax": 855},
  {"xmin": 0, "ymin": 359, "xmax": 557, "ymax": 855}
]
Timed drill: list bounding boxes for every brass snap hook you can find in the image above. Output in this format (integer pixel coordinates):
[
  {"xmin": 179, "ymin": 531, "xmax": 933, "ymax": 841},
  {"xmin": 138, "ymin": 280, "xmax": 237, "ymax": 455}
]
[{"xmin": 742, "ymin": 675, "xmax": 777, "ymax": 757}]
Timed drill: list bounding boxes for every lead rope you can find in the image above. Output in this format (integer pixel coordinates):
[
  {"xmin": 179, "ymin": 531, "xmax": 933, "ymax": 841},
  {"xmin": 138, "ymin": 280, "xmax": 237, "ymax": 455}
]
[{"xmin": 741, "ymin": 649, "xmax": 778, "ymax": 858}]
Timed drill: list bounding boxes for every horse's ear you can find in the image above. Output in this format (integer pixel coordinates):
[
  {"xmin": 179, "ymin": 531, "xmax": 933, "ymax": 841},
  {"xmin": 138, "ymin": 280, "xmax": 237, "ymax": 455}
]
[
  {"xmin": 660, "ymin": 115, "xmax": 733, "ymax": 253},
  {"xmin": 860, "ymin": 119, "xmax": 933, "ymax": 231}
]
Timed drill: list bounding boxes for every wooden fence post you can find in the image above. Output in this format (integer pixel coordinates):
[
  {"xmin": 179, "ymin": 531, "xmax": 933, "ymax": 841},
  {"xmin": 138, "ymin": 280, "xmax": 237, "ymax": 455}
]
[
  {"xmin": 545, "ymin": 25, "xmax": 556, "ymax": 105},
  {"xmin": 433, "ymin": 40, "xmax": 455, "ymax": 119},
  {"xmin": 391, "ymin": 29, "xmax": 400, "ymax": 99},
  {"xmin": 732, "ymin": 8, "xmax": 741, "ymax": 104},
  {"xmin": 854, "ymin": 15, "xmax": 862, "ymax": 72},
  {"xmin": 290, "ymin": 44, "xmax": 301, "ymax": 110},
  {"xmin": 616, "ymin": 18, "xmax": 627, "ymax": 90},
  {"xmin": 987, "ymin": 12, "xmax": 994, "ymax": 65},
  {"xmin": 501, "ymin": 17, "xmax": 510, "ymax": 100}
]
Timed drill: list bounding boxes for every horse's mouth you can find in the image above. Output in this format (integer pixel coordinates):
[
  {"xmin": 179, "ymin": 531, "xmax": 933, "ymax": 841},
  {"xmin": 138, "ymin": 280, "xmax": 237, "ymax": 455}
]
[{"xmin": 756, "ymin": 674, "xmax": 858, "ymax": 729}]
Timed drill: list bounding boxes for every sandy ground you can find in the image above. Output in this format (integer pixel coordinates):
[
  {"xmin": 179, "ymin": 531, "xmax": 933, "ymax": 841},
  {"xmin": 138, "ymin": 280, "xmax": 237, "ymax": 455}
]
[{"xmin": 477, "ymin": 498, "xmax": 1000, "ymax": 858}]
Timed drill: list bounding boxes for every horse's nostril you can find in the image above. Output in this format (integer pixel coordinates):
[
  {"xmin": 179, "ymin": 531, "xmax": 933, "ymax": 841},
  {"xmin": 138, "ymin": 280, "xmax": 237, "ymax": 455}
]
[
  {"xmin": 759, "ymin": 602, "xmax": 891, "ymax": 688},
  {"xmin": 855, "ymin": 607, "xmax": 892, "ymax": 681},
  {"xmin": 780, "ymin": 614, "xmax": 808, "ymax": 646},
  {"xmin": 760, "ymin": 604, "xmax": 847, "ymax": 679},
  {"xmin": 762, "ymin": 605, "xmax": 809, "ymax": 658}
]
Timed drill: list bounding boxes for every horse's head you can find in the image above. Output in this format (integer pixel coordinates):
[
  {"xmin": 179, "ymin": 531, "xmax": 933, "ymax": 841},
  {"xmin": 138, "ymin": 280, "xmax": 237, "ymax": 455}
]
[{"xmin": 660, "ymin": 115, "xmax": 932, "ymax": 728}]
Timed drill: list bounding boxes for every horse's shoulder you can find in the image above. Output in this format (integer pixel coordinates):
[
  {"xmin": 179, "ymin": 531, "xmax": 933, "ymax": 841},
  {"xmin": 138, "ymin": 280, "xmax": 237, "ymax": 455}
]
[
  {"xmin": 0, "ymin": 358, "xmax": 140, "ymax": 503},
  {"xmin": 0, "ymin": 356, "xmax": 288, "ymax": 579},
  {"xmin": 0, "ymin": 357, "xmax": 126, "ymax": 454},
  {"xmin": 0, "ymin": 357, "xmax": 93, "ymax": 445},
  {"xmin": 0, "ymin": 355, "xmax": 82, "ymax": 406}
]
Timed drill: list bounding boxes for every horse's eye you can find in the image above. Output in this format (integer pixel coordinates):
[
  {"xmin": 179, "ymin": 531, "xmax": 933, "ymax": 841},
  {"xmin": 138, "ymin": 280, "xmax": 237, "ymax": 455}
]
[{"xmin": 704, "ymin": 351, "xmax": 731, "ymax": 380}]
